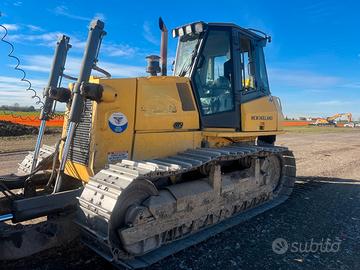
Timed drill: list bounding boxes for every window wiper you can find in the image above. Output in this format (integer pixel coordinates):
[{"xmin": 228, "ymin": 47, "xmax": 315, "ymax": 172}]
[
  {"xmin": 178, "ymin": 57, "xmax": 191, "ymax": 77},
  {"xmin": 179, "ymin": 37, "xmax": 202, "ymax": 77}
]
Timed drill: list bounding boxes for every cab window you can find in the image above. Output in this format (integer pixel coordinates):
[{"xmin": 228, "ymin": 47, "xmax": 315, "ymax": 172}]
[
  {"xmin": 240, "ymin": 38, "xmax": 256, "ymax": 91},
  {"xmin": 193, "ymin": 30, "xmax": 234, "ymax": 115},
  {"xmin": 239, "ymin": 37, "xmax": 270, "ymax": 93},
  {"xmin": 257, "ymin": 46, "xmax": 270, "ymax": 92}
]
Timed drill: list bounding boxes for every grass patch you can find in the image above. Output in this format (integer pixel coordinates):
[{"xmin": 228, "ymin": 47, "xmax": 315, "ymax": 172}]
[
  {"xmin": 0, "ymin": 111, "xmax": 64, "ymax": 117},
  {"xmin": 0, "ymin": 111, "xmax": 38, "ymax": 116}
]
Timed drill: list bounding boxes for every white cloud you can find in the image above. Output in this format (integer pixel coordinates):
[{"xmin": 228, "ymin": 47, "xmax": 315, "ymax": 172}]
[
  {"xmin": 54, "ymin": 5, "xmax": 90, "ymax": 21},
  {"xmin": 53, "ymin": 5, "xmax": 105, "ymax": 22},
  {"xmin": 0, "ymin": 54, "xmax": 145, "ymax": 105},
  {"xmin": 316, "ymin": 100, "xmax": 357, "ymax": 106},
  {"xmin": 341, "ymin": 82, "xmax": 360, "ymax": 89},
  {"xmin": 0, "ymin": 76, "xmax": 47, "ymax": 105},
  {"xmin": 269, "ymin": 67, "xmax": 360, "ymax": 92},
  {"xmin": 0, "ymin": 23, "xmax": 44, "ymax": 33},
  {"xmin": 0, "ymin": 76, "xmax": 46, "ymax": 90},
  {"xmin": 265, "ymin": 67, "xmax": 360, "ymax": 119},
  {"xmin": 1, "ymin": 24, "xmax": 20, "ymax": 31},
  {"xmin": 22, "ymin": 55, "xmax": 145, "ymax": 78},
  {"xmin": 5, "ymin": 31, "xmax": 136, "ymax": 58},
  {"xmin": 268, "ymin": 68, "xmax": 341, "ymax": 89},
  {"xmin": 6, "ymin": 31, "xmax": 62, "ymax": 45},
  {"xmin": 102, "ymin": 43, "xmax": 136, "ymax": 57},
  {"xmin": 13, "ymin": 1, "xmax": 22, "ymax": 7},
  {"xmin": 99, "ymin": 61, "xmax": 144, "ymax": 77},
  {"xmin": 26, "ymin": 24, "xmax": 44, "ymax": 32},
  {"xmin": 66, "ymin": 36, "xmax": 136, "ymax": 57},
  {"xmin": 143, "ymin": 21, "xmax": 159, "ymax": 45}
]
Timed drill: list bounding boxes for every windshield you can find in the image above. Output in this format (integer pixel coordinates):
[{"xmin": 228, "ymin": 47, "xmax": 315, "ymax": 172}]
[{"xmin": 174, "ymin": 34, "xmax": 200, "ymax": 77}]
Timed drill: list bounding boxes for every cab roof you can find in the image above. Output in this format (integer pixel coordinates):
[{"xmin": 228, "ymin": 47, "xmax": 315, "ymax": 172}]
[{"xmin": 172, "ymin": 21, "xmax": 270, "ymax": 42}]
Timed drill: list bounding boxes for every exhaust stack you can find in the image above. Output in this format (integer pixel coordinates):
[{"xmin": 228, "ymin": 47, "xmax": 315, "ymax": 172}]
[{"xmin": 159, "ymin": 17, "xmax": 168, "ymax": 76}]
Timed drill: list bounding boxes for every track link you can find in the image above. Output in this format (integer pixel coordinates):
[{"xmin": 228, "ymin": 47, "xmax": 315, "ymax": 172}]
[
  {"xmin": 17, "ymin": 145, "xmax": 56, "ymax": 174},
  {"xmin": 76, "ymin": 144, "xmax": 296, "ymax": 268}
]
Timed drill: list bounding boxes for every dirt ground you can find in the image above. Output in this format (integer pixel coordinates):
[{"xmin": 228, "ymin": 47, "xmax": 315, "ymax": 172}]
[
  {"xmin": 0, "ymin": 120, "xmax": 38, "ymax": 137},
  {"xmin": 0, "ymin": 129, "xmax": 359, "ymax": 270},
  {"xmin": 0, "ymin": 133, "xmax": 59, "ymax": 155}
]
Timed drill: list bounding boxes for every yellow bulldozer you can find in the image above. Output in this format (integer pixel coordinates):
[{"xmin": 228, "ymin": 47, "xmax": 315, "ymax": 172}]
[{"xmin": 0, "ymin": 18, "xmax": 296, "ymax": 268}]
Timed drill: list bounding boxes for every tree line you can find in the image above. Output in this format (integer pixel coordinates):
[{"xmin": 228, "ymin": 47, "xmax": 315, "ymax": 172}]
[{"xmin": 0, "ymin": 103, "xmax": 37, "ymax": 112}]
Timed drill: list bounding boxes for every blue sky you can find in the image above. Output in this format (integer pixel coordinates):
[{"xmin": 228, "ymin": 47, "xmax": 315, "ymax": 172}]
[{"xmin": 0, "ymin": 0, "xmax": 359, "ymax": 119}]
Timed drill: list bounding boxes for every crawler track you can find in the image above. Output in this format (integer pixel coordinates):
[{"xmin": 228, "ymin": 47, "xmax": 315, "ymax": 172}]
[{"xmin": 76, "ymin": 144, "xmax": 296, "ymax": 269}]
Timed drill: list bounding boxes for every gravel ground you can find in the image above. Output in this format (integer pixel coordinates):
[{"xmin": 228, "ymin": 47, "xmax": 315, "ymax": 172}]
[{"xmin": 0, "ymin": 130, "xmax": 359, "ymax": 270}]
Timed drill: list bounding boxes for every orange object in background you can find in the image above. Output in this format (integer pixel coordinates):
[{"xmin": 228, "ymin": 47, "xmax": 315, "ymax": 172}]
[
  {"xmin": 282, "ymin": 121, "xmax": 310, "ymax": 127},
  {"xmin": 0, "ymin": 115, "xmax": 64, "ymax": 127}
]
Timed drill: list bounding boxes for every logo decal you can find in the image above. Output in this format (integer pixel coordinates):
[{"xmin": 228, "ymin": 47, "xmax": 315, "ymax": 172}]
[
  {"xmin": 108, "ymin": 112, "xmax": 128, "ymax": 133},
  {"xmin": 251, "ymin": 115, "xmax": 273, "ymax": 121}
]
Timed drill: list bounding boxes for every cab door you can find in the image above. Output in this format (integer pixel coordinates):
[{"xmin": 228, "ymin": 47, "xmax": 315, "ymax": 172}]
[
  {"xmin": 191, "ymin": 27, "xmax": 241, "ymax": 129},
  {"xmin": 235, "ymin": 30, "xmax": 271, "ymax": 103},
  {"xmin": 233, "ymin": 30, "xmax": 279, "ymax": 132}
]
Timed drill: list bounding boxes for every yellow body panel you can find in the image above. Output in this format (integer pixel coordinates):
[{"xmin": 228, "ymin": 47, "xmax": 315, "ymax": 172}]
[
  {"xmin": 202, "ymin": 128, "xmax": 236, "ymax": 132},
  {"xmin": 64, "ymin": 162, "xmax": 93, "ymax": 181},
  {"xmin": 202, "ymin": 130, "xmax": 285, "ymax": 138},
  {"xmin": 241, "ymin": 96, "xmax": 283, "ymax": 132},
  {"xmin": 133, "ymin": 76, "xmax": 201, "ymax": 160},
  {"xmin": 62, "ymin": 77, "xmax": 283, "ymax": 182},
  {"xmin": 91, "ymin": 78, "xmax": 137, "ymax": 172},
  {"xmin": 135, "ymin": 76, "xmax": 199, "ymax": 132},
  {"xmin": 133, "ymin": 131, "xmax": 202, "ymax": 160},
  {"xmin": 64, "ymin": 77, "xmax": 138, "ymax": 182}
]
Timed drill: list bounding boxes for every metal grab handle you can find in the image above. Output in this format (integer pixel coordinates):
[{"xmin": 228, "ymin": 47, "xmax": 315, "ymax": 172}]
[{"xmin": 93, "ymin": 64, "xmax": 111, "ymax": 78}]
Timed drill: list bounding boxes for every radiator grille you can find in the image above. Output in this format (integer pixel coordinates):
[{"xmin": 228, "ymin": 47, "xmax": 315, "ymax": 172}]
[{"xmin": 68, "ymin": 100, "xmax": 93, "ymax": 166}]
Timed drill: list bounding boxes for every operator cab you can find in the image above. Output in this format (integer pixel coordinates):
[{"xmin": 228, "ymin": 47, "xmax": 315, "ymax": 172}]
[{"xmin": 173, "ymin": 22, "xmax": 271, "ymax": 129}]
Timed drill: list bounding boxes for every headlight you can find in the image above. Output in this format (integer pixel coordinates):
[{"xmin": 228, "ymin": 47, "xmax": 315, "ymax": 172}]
[{"xmin": 172, "ymin": 22, "xmax": 206, "ymax": 38}]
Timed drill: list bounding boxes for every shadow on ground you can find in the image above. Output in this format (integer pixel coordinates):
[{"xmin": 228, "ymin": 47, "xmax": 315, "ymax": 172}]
[{"xmin": 0, "ymin": 176, "xmax": 359, "ymax": 270}]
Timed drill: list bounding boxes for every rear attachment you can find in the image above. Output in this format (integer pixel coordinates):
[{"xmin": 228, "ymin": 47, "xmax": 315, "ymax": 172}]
[
  {"xmin": 0, "ymin": 143, "xmax": 82, "ymax": 260},
  {"xmin": 0, "ymin": 212, "xmax": 79, "ymax": 260},
  {"xmin": 76, "ymin": 144, "xmax": 296, "ymax": 269},
  {"xmin": 0, "ymin": 19, "xmax": 108, "ymax": 260}
]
